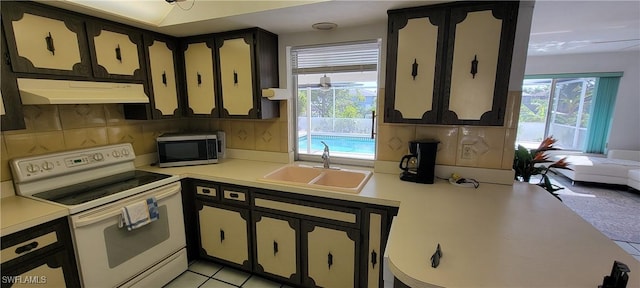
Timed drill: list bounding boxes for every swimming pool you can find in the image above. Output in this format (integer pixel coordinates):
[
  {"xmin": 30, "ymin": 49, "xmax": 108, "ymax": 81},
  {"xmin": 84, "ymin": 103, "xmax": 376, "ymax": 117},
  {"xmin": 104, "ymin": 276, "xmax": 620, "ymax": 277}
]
[{"xmin": 298, "ymin": 135, "xmax": 375, "ymax": 155}]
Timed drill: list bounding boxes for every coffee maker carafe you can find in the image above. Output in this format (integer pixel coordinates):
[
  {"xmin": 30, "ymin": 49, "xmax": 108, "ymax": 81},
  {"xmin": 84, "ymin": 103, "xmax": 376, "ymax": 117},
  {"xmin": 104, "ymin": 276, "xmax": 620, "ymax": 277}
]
[{"xmin": 399, "ymin": 139, "xmax": 439, "ymax": 184}]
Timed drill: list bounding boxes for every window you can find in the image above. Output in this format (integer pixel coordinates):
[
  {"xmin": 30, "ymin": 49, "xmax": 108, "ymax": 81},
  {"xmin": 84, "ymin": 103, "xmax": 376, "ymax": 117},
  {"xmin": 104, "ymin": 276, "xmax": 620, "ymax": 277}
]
[
  {"xmin": 292, "ymin": 40, "xmax": 381, "ymax": 162},
  {"xmin": 517, "ymin": 73, "xmax": 621, "ymax": 153}
]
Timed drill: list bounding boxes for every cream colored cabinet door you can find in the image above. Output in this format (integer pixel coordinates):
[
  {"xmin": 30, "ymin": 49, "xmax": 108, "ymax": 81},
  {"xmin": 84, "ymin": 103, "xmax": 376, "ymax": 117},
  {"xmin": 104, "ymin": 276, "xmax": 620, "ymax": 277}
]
[
  {"xmin": 198, "ymin": 202, "xmax": 250, "ymax": 267},
  {"xmin": 447, "ymin": 10, "xmax": 502, "ymax": 121},
  {"xmin": 184, "ymin": 42, "xmax": 217, "ymax": 116},
  {"xmin": 442, "ymin": 3, "xmax": 518, "ymax": 125},
  {"xmin": 147, "ymin": 39, "xmax": 179, "ymax": 117},
  {"xmin": 385, "ymin": 10, "xmax": 445, "ymax": 124},
  {"xmin": 254, "ymin": 212, "xmax": 300, "ymax": 283},
  {"xmin": 1, "ymin": 2, "xmax": 91, "ymax": 76},
  {"xmin": 367, "ymin": 212, "xmax": 383, "ymax": 288},
  {"xmin": 217, "ymin": 35, "xmax": 255, "ymax": 117},
  {"xmin": 87, "ymin": 22, "xmax": 144, "ymax": 80},
  {"xmin": 303, "ymin": 222, "xmax": 359, "ymax": 288}
]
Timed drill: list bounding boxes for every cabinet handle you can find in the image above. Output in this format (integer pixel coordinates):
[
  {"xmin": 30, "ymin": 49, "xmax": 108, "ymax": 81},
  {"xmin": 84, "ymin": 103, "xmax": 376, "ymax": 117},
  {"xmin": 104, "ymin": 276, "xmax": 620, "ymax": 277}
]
[
  {"xmin": 273, "ymin": 241, "xmax": 278, "ymax": 255},
  {"xmin": 197, "ymin": 73, "xmax": 202, "ymax": 86},
  {"xmin": 371, "ymin": 250, "xmax": 377, "ymax": 269},
  {"xmin": 115, "ymin": 45, "xmax": 122, "ymax": 63},
  {"xmin": 220, "ymin": 229, "xmax": 225, "ymax": 242},
  {"xmin": 202, "ymin": 188, "xmax": 210, "ymax": 194},
  {"xmin": 328, "ymin": 252, "xmax": 333, "ymax": 270},
  {"xmin": 470, "ymin": 55, "xmax": 478, "ymax": 79},
  {"xmin": 233, "ymin": 70, "xmax": 238, "ymax": 85},
  {"xmin": 45, "ymin": 32, "xmax": 55, "ymax": 55},
  {"xmin": 15, "ymin": 241, "xmax": 39, "ymax": 254},
  {"xmin": 162, "ymin": 71, "xmax": 167, "ymax": 86},
  {"xmin": 411, "ymin": 59, "xmax": 418, "ymax": 80},
  {"xmin": 229, "ymin": 192, "xmax": 239, "ymax": 198}
]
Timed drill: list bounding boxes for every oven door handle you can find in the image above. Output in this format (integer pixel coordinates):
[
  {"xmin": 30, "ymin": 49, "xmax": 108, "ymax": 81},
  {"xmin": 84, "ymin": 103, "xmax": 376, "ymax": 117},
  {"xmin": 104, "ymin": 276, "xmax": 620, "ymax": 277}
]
[{"xmin": 73, "ymin": 182, "xmax": 181, "ymax": 228}]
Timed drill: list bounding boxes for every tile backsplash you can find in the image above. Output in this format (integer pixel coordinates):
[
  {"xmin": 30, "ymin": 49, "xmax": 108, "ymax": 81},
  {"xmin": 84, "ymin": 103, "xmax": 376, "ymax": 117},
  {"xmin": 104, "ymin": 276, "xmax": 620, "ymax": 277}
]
[
  {"xmin": 376, "ymin": 89, "xmax": 521, "ymax": 171},
  {"xmin": 0, "ymin": 101, "xmax": 290, "ymax": 182}
]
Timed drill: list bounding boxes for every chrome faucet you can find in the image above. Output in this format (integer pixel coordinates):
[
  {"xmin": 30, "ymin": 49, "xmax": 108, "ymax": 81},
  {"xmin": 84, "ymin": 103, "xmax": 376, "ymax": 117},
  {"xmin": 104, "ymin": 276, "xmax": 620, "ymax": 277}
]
[{"xmin": 320, "ymin": 141, "xmax": 330, "ymax": 169}]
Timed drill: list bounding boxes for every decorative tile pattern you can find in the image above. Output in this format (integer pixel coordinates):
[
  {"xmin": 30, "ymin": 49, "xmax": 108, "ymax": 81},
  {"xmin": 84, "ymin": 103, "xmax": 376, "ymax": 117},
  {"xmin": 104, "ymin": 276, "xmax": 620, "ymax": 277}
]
[
  {"xmin": 415, "ymin": 125, "xmax": 458, "ymax": 165},
  {"xmin": 456, "ymin": 127, "xmax": 506, "ymax": 168},
  {"xmin": 59, "ymin": 104, "xmax": 106, "ymax": 129},
  {"xmin": 63, "ymin": 128, "xmax": 108, "ymax": 150},
  {"xmin": 255, "ymin": 121, "xmax": 280, "ymax": 152},
  {"xmin": 107, "ymin": 125, "xmax": 145, "ymax": 155},
  {"xmin": 22, "ymin": 105, "xmax": 62, "ymax": 132},
  {"xmin": 4, "ymin": 131, "xmax": 65, "ymax": 158},
  {"xmin": 376, "ymin": 124, "xmax": 415, "ymax": 161},
  {"xmin": 226, "ymin": 121, "xmax": 255, "ymax": 150}
]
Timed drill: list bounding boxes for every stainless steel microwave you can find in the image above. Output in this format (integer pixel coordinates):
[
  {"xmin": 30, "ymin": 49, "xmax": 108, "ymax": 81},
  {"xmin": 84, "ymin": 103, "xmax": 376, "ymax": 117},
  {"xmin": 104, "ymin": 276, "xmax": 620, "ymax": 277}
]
[{"xmin": 156, "ymin": 132, "xmax": 225, "ymax": 167}]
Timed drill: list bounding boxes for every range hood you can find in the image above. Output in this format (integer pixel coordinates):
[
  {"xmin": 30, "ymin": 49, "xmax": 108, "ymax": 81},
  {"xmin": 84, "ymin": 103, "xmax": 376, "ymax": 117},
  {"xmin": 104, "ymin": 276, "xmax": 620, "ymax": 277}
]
[{"xmin": 17, "ymin": 78, "xmax": 149, "ymax": 104}]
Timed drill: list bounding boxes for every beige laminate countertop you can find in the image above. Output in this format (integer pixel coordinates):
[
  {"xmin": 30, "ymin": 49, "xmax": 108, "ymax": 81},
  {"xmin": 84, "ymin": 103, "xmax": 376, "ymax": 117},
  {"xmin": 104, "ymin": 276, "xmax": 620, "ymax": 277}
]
[
  {"xmin": 141, "ymin": 159, "xmax": 639, "ymax": 287},
  {"xmin": 1, "ymin": 196, "xmax": 69, "ymax": 237}
]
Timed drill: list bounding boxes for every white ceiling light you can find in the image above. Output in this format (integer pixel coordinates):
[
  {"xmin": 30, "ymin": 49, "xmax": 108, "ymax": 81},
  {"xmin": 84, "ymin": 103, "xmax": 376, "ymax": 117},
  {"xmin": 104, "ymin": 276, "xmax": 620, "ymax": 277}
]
[{"xmin": 312, "ymin": 22, "xmax": 338, "ymax": 31}]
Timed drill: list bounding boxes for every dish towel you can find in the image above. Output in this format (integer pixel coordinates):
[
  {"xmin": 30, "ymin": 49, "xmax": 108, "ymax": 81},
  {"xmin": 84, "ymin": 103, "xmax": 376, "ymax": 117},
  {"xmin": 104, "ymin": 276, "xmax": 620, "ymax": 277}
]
[{"xmin": 120, "ymin": 197, "xmax": 159, "ymax": 231}]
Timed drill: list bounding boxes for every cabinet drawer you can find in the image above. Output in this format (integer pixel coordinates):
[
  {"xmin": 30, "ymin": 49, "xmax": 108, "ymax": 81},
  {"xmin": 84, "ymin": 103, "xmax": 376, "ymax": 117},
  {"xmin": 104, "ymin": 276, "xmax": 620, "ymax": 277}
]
[
  {"xmin": 221, "ymin": 186, "xmax": 249, "ymax": 206},
  {"xmin": 253, "ymin": 193, "xmax": 360, "ymax": 227},
  {"xmin": 1, "ymin": 232, "xmax": 58, "ymax": 264},
  {"xmin": 196, "ymin": 185, "xmax": 218, "ymax": 198}
]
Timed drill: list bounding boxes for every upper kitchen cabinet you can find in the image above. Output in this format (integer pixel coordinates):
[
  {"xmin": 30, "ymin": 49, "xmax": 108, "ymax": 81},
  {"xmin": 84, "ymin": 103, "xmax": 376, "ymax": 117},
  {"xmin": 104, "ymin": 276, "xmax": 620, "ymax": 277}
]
[
  {"xmin": 0, "ymin": 1, "xmax": 92, "ymax": 78},
  {"xmin": 141, "ymin": 33, "xmax": 182, "ymax": 119},
  {"xmin": 181, "ymin": 37, "xmax": 218, "ymax": 117},
  {"xmin": 385, "ymin": 1, "xmax": 519, "ymax": 126},
  {"xmin": 1, "ymin": 23, "xmax": 25, "ymax": 131},
  {"xmin": 214, "ymin": 28, "xmax": 279, "ymax": 119},
  {"xmin": 86, "ymin": 20, "xmax": 146, "ymax": 81}
]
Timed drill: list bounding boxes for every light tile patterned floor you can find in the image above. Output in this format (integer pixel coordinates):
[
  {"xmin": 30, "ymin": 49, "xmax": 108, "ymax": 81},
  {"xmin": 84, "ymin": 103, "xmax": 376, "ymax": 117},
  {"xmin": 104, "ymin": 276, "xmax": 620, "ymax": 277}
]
[{"xmin": 164, "ymin": 261, "xmax": 287, "ymax": 288}]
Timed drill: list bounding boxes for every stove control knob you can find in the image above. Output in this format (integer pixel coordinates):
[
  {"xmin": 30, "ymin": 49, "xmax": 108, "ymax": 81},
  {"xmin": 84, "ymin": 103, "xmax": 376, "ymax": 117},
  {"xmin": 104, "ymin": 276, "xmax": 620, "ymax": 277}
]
[
  {"xmin": 26, "ymin": 163, "xmax": 39, "ymax": 173},
  {"xmin": 112, "ymin": 150, "xmax": 121, "ymax": 158},
  {"xmin": 121, "ymin": 149, "xmax": 130, "ymax": 156},
  {"xmin": 42, "ymin": 161, "xmax": 54, "ymax": 170},
  {"xmin": 93, "ymin": 153, "xmax": 104, "ymax": 161}
]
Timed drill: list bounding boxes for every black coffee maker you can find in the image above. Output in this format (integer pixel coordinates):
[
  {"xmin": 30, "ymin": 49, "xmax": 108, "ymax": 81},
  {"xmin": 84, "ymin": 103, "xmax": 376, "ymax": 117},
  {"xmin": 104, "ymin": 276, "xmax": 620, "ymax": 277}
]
[{"xmin": 399, "ymin": 139, "xmax": 439, "ymax": 184}]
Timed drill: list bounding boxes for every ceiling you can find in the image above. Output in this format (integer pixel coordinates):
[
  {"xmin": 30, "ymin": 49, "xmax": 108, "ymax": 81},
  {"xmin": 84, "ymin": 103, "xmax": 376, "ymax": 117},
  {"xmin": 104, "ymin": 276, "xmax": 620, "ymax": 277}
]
[{"xmin": 39, "ymin": 0, "xmax": 640, "ymax": 56}]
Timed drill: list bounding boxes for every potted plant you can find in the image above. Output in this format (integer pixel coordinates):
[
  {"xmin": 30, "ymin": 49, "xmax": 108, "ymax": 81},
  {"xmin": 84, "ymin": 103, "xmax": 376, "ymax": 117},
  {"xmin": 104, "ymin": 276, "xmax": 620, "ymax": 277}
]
[{"xmin": 513, "ymin": 136, "xmax": 572, "ymax": 200}]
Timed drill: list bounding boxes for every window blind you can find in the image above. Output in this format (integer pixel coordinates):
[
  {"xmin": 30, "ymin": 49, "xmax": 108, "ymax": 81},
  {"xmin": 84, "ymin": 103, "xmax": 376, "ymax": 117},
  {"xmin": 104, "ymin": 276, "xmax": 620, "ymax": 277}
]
[{"xmin": 291, "ymin": 40, "xmax": 380, "ymax": 75}]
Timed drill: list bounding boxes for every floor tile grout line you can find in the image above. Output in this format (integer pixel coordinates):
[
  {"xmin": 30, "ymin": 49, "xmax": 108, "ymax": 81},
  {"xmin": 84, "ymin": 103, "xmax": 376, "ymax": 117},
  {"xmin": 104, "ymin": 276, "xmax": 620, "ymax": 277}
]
[{"xmin": 239, "ymin": 275, "xmax": 253, "ymax": 287}]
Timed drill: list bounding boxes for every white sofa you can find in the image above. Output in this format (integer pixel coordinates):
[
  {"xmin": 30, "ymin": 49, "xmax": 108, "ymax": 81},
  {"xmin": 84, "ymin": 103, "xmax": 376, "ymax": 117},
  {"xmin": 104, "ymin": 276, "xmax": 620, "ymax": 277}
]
[{"xmin": 551, "ymin": 150, "xmax": 640, "ymax": 187}]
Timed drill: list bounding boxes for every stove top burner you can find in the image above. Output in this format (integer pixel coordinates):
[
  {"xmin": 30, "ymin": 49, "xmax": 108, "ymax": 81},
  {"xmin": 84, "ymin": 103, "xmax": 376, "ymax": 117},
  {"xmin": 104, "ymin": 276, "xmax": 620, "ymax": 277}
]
[{"xmin": 33, "ymin": 170, "xmax": 172, "ymax": 206}]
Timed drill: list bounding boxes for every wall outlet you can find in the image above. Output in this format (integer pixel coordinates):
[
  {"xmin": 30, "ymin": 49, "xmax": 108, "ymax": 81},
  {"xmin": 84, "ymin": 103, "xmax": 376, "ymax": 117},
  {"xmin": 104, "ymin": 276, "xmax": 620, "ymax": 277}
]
[{"xmin": 462, "ymin": 144, "xmax": 474, "ymax": 159}]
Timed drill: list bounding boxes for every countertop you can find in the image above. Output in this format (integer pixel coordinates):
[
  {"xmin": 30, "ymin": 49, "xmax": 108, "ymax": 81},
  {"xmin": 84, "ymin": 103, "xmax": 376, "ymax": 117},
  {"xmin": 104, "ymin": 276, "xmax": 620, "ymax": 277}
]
[
  {"xmin": 1, "ymin": 196, "xmax": 69, "ymax": 237},
  {"xmin": 142, "ymin": 159, "xmax": 639, "ymax": 287}
]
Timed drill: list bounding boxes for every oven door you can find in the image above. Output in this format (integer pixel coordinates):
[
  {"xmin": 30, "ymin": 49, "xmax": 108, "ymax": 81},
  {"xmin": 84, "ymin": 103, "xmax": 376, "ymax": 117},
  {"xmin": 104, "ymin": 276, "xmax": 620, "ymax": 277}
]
[{"xmin": 70, "ymin": 181, "xmax": 186, "ymax": 288}]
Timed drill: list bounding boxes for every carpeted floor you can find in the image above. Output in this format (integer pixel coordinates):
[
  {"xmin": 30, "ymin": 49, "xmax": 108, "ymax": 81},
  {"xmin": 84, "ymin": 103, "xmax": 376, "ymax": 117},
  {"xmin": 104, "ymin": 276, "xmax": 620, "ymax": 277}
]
[{"xmin": 543, "ymin": 173, "xmax": 640, "ymax": 244}]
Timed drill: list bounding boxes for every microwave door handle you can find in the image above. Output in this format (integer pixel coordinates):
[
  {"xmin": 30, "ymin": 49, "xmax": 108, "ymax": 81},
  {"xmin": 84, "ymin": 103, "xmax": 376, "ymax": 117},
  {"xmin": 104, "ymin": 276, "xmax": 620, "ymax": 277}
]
[{"xmin": 73, "ymin": 182, "xmax": 180, "ymax": 228}]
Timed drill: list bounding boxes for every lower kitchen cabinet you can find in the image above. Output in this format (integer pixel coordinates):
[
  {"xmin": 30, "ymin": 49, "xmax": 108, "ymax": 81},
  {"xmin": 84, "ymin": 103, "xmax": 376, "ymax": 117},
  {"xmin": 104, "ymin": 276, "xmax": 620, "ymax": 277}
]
[
  {"xmin": 1, "ymin": 217, "xmax": 80, "ymax": 288},
  {"xmin": 186, "ymin": 178, "xmax": 398, "ymax": 288},
  {"xmin": 196, "ymin": 200, "xmax": 251, "ymax": 270},
  {"xmin": 302, "ymin": 221, "xmax": 360, "ymax": 288},
  {"xmin": 253, "ymin": 211, "xmax": 300, "ymax": 284}
]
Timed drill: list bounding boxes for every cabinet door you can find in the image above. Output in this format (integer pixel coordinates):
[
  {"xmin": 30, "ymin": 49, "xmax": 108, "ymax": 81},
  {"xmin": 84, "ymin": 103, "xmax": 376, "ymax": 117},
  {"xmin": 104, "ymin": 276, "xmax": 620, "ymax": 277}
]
[
  {"xmin": 216, "ymin": 33, "xmax": 255, "ymax": 118},
  {"xmin": 253, "ymin": 211, "xmax": 300, "ymax": 284},
  {"xmin": 365, "ymin": 209, "xmax": 389, "ymax": 288},
  {"xmin": 184, "ymin": 41, "xmax": 217, "ymax": 116},
  {"xmin": 145, "ymin": 34, "xmax": 180, "ymax": 118},
  {"xmin": 1, "ymin": 24, "xmax": 25, "ymax": 131},
  {"xmin": 87, "ymin": 22, "xmax": 145, "ymax": 81},
  {"xmin": 1, "ymin": 2, "xmax": 91, "ymax": 77},
  {"xmin": 385, "ymin": 9, "xmax": 446, "ymax": 124},
  {"xmin": 302, "ymin": 221, "xmax": 360, "ymax": 288},
  {"xmin": 197, "ymin": 201, "xmax": 251, "ymax": 269},
  {"xmin": 442, "ymin": 2, "xmax": 518, "ymax": 125}
]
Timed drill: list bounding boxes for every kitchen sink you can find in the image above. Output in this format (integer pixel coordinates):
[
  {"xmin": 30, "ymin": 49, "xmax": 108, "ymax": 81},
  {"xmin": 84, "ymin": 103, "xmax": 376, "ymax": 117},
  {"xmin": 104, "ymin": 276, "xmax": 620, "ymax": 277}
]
[{"xmin": 260, "ymin": 165, "xmax": 372, "ymax": 193}]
